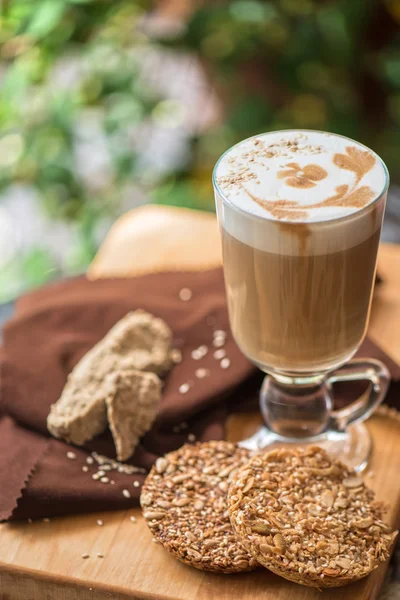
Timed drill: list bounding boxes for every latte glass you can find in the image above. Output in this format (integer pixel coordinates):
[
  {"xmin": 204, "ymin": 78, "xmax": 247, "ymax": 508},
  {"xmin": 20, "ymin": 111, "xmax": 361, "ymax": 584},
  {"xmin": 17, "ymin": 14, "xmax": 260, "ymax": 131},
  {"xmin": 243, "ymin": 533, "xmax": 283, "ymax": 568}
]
[{"xmin": 213, "ymin": 131, "xmax": 390, "ymax": 470}]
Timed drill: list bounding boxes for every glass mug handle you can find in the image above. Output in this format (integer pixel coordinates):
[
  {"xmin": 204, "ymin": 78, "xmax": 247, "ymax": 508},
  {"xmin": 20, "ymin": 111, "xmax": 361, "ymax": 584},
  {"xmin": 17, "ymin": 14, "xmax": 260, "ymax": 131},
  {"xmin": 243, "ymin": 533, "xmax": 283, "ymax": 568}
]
[{"xmin": 327, "ymin": 359, "xmax": 390, "ymax": 432}]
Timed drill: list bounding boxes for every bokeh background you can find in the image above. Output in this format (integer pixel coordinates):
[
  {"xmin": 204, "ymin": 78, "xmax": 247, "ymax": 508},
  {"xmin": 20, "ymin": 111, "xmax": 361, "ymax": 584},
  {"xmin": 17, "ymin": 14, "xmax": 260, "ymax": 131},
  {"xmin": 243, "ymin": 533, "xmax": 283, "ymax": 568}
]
[{"xmin": 1, "ymin": 0, "xmax": 400, "ymax": 302}]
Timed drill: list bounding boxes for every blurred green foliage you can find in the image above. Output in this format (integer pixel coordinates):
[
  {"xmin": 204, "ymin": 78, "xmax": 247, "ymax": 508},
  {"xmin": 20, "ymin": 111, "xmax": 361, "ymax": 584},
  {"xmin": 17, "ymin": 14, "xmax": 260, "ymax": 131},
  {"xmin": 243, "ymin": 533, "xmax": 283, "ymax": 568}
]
[
  {"xmin": 161, "ymin": 0, "xmax": 400, "ymax": 196},
  {"xmin": 1, "ymin": 0, "xmax": 400, "ymax": 300}
]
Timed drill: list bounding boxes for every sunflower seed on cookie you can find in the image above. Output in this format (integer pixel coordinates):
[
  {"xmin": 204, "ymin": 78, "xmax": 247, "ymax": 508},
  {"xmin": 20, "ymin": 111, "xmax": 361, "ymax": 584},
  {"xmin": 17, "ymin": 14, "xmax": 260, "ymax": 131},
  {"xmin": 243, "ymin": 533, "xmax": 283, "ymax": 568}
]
[
  {"xmin": 228, "ymin": 446, "xmax": 397, "ymax": 588},
  {"xmin": 140, "ymin": 441, "xmax": 258, "ymax": 573}
]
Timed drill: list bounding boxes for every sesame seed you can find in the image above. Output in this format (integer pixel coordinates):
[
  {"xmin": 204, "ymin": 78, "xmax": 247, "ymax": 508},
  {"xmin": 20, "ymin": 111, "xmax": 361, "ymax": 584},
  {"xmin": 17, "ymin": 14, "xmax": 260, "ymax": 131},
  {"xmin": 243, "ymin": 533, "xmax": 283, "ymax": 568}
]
[
  {"xmin": 123, "ymin": 489, "xmax": 131, "ymax": 498},
  {"xmin": 97, "ymin": 553, "xmax": 104, "ymax": 558},
  {"xmin": 86, "ymin": 457, "xmax": 94, "ymax": 465},
  {"xmin": 220, "ymin": 358, "xmax": 231, "ymax": 369},
  {"xmin": 66, "ymin": 451, "xmax": 77, "ymax": 460},
  {"xmin": 82, "ymin": 466, "xmax": 89, "ymax": 472},
  {"xmin": 179, "ymin": 383, "xmax": 190, "ymax": 394},
  {"xmin": 188, "ymin": 433, "xmax": 196, "ymax": 442},
  {"xmin": 213, "ymin": 349, "xmax": 226, "ymax": 359},
  {"xmin": 195, "ymin": 368, "xmax": 210, "ymax": 379},
  {"xmin": 100, "ymin": 477, "xmax": 109, "ymax": 483},
  {"xmin": 191, "ymin": 345, "xmax": 208, "ymax": 360},
  {"xmin": 214, "ymin": 330, "xmax": 226, "ymax": 338},
  {"xmin": 97, "ymin": 470, "xmax": 105, "ymax": 477},
  {"xmin": 133, "ymin": 481, "xmax": 140, "ymax": 488},
  {"xmin": 97, "ymin": 519, "xmax": 103, "ymax": 526},
  {"xmin": 179, "ymin": 288, "xmax": 192, "ymax": 301},
  {"xmin": 82, "ymin": 553, "xmax": 90, "ymax": 559},
  {"xmin": 110, "ymin": 480, "xmax": 115, "ymax": 485},
  {"xmin": 130, "ymin": 516, "xmax": 137, "ymax": 523},
  {"xmin": 212, "ymin": 338, "xmax": 225, "ymax": 348},
  {"xmin": 171, "ymin": 349, "xmax": 182, "ymax": 364}
]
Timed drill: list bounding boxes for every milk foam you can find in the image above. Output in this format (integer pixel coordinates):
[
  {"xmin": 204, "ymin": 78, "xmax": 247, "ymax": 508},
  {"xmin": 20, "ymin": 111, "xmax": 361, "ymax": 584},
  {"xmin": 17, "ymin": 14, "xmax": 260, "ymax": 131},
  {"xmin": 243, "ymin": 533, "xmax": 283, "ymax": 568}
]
[
  {"xmin": 214, "ymin": 131, "xmax": 387, "ymax": 255},
  {"xmin": 214, "ymin": 130, "xmax": 387, "ymax": 223}
]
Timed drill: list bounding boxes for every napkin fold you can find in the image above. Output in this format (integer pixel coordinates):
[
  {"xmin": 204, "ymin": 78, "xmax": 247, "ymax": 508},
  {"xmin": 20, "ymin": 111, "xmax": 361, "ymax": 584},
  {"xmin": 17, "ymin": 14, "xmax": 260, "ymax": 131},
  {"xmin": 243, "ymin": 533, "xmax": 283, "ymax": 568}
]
[{"xmin": 0, "ymin": 269, "xmax": 399, "ymax": 521}]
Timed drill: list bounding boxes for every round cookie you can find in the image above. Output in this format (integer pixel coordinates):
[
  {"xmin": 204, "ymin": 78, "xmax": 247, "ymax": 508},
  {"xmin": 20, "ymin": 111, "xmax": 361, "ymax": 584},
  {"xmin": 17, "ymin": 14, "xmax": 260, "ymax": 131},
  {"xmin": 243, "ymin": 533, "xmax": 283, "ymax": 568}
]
[
  {"xmin": 140, "ymin": 441, "xmax": 258, "ymax": 573},
  {"xmin": 228, "ymin": 446, "xmax": 397, "ymax": 588}
]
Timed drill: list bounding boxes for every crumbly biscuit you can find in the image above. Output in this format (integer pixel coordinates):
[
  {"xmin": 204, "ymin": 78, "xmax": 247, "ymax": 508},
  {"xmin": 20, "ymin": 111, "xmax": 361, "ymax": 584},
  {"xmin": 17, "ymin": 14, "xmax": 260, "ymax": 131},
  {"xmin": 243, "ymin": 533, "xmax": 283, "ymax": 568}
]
[
  {"xmin": 106, "ymin": 369, "xmax": 161, "ymax": 461},
  {"xmin": 228, "ymin": 446, "xmax": 397, "ymax": 588},
  {"xmin": 105, "ymin": 310, "xmax": 173, "ymax": 376},
  {"xmin": 47, "ymin": 310, "xmax": 172, "ymax": 445},
  {"xmin": 140, "ymin": 441, "xmax": 258, "ymax": 573}
]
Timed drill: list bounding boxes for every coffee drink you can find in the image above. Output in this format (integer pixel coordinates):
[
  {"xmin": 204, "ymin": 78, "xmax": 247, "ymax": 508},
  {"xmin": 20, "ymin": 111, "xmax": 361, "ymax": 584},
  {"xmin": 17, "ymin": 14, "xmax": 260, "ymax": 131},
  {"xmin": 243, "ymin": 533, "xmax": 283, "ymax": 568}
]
[{"xmin": 214, "ymin": 131, "xmax": 387, "ymax": 375}]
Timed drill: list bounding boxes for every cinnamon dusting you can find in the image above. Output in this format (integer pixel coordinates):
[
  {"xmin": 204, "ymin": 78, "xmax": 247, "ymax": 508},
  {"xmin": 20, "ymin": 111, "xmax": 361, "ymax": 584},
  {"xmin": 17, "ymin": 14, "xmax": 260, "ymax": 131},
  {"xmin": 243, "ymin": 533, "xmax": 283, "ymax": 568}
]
[{"xmin": 217, "ymin": 139, "xmax": 378, "ymax": 222}]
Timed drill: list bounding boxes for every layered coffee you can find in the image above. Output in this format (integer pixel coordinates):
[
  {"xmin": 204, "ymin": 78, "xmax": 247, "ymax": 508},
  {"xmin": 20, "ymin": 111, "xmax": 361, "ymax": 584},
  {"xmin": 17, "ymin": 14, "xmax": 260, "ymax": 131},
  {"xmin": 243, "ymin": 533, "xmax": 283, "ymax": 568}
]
[{"xmin": 214, "ymin": 131, "xmax": 387, "ymax": 375}]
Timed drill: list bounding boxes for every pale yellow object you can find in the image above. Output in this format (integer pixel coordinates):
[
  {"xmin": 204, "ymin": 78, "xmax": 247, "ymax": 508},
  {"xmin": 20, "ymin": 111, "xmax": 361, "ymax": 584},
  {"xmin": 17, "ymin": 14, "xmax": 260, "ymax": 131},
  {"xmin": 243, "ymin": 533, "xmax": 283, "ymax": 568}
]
[{"xmin": 88, "ymin": 204, "xmax": 222, "ymax": 279}]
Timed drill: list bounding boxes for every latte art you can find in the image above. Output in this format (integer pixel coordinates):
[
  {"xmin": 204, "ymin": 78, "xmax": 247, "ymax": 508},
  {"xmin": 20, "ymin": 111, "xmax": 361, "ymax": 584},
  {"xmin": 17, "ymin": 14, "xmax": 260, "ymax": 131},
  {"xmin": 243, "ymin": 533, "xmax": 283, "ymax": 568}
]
[{"xmin": 215, "ymin": 131, "xmax": 386, "ymax": 223}]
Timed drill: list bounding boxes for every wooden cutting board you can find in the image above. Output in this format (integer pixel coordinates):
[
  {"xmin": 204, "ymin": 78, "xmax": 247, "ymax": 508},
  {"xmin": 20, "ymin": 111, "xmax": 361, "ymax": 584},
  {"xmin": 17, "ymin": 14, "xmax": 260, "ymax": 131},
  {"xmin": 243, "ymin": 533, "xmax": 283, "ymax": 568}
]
[{"xmin": 0, "ymin": 211, "xmax": 399, "ymax": 600}]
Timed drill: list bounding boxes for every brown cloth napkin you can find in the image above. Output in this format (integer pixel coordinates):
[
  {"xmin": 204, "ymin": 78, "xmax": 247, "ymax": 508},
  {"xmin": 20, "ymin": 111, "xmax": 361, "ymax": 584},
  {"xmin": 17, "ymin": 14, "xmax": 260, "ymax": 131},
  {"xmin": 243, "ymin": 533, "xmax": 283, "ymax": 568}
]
[{"xmin": 0, "ymin": 269, "xmax": 399, "ymax": 521}]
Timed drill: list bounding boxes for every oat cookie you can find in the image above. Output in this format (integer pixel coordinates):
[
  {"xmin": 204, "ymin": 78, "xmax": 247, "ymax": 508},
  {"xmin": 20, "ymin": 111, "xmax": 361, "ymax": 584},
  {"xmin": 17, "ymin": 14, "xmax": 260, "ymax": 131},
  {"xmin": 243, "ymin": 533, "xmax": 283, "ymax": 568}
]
[
  {"xmin": 140, "ymin": 441, "xmax": 258, "ymax": 573},
  {"xmin": 106, "ymin": 369, "xmax": 161, "ymax": 461},
  {"xmin": 228, "ymin": 446, "xmax": 397, "ymax": 588},
  {"xmin": 47, "ymin": 310, "xmax": 172, "ymax": 445}
]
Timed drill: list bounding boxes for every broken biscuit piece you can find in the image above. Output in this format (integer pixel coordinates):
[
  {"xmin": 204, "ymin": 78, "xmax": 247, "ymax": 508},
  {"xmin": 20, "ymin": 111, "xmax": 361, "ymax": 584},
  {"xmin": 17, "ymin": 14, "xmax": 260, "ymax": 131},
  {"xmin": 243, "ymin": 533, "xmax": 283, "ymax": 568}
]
[
  {"xmin": 47, "ymin": 310, "xmax": 171, "ymax": 446},
  {"xmin": 106, "ymin": 309, "xmax": 173, "ymax": 376},
  {"xmin": 106, "ymin": 368, "xmax": 161, "ymax": 461}
]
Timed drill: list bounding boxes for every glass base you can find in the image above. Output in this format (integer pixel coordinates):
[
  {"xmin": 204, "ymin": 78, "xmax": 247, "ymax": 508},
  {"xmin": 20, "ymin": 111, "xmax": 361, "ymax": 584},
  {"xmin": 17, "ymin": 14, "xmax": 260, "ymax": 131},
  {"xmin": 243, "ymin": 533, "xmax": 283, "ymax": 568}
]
[{"xmin": 238, "ymin": 422, "xmax": 372, "ymax": 472}]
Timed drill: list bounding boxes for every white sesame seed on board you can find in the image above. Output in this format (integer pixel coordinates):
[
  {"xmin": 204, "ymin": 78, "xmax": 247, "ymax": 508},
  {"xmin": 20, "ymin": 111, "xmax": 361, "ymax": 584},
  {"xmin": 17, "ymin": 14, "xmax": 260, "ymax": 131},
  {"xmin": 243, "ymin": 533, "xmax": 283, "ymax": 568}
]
[
  {"xmin": 213, "ymin": 349, "xmax": 226, "ymax": 360},
  {"xmin": 82, "ymin": 465, "xmax": 89, "ymax": 472},
  {"xmin": 188, "ymin": 433, "xmax": 196, "ymax": 442},
  {"xmin": 86, "ymin": 456, "xmax": 94, "ymax": 465},
  {"xmin": 97, "ymin": 553, "xmax": 104, "ymax": 558},
  {"xmin": 130, "ymin": 516, "xmax": 137, "ymax": 523},
  {"xmin": 66, "ymin": 451, "xmax": 77, "ymax": 460},
  {"xmin": 97, "ymin": 519, "xmax": 103, "ymax": 526},
  {"xmin": 220, "ymin": 358, "xmax": 231, "ymax": 369},
  {"xmin": 82, "ymin": 553, "xmax": 90, "ymax": 559},
  {"xmin": 133, "ymin": 481, "xmax": 140, "ymax": 488},
  {"xmin": 179, "ymin": 383, "xmax": 190, "ymax": 394},
  {"xmin": 179, "ymin": 288, "xmax": 192, "ymax": 301},
  {"xmin": 100, "ymin": 477, "xmax": 109, "ymax": 484},
  {"xmin": 122, "ymin": 489, "xmax": 131, "ymax": 498}
]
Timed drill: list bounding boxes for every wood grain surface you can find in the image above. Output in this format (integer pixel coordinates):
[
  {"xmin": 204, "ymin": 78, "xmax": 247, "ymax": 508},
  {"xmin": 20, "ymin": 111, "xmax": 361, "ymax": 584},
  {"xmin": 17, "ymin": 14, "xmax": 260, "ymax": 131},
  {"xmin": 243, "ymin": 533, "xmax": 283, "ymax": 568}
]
[{"xmin": 0, "ymin": 207, "xmax": 399, "ymax": 600}]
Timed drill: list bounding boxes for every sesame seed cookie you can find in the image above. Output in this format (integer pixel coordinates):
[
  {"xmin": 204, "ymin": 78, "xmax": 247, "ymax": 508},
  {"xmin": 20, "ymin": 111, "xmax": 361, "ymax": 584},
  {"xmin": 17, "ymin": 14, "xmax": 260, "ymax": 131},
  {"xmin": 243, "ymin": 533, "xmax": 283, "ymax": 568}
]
[
  {"xmin": 228, "ymin": 446, "xmax": 397, "ymax": 588},
  {"xmin": 140, "ymin": 441, "xmax": 258, "ymax": 573}
]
